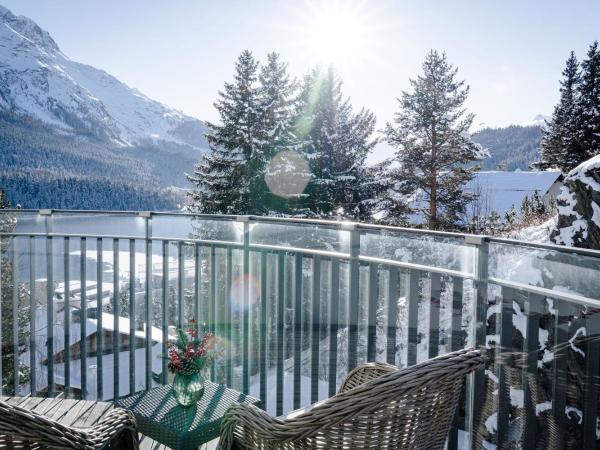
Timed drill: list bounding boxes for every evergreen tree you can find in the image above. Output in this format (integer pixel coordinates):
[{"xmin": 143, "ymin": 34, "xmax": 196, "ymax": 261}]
[
  {"xmin": 292, "ymin": 66, "xmax": 377, "ymax": 219},
  {"xmin": 385, "ymin": 50, "xmax": 486, "ymax": 229},
  {"xmin": 538, "ymin": 52, "xmax": 582, "ymax": 172},
  {"xmin": 256, "ymin": 52, "xmax": 298, "ymax": 214},
  {"xmin": 577, "ymin": 41, "xmax": 600, "ymax": 161},
  {"xmin": 188, "ymin": 50, "xmax": 261, "ymax": 214},
  {"xmin": 504, "ymin": 205, "xmax": 517, "ymax": 227}
]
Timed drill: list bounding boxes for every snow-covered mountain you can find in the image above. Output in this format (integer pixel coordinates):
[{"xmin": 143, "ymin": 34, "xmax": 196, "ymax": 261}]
[
  {"xmin": 523, "ymin": 114, "xmax": 549, "ymax": 127},
  {"xmin": 0, "ymin": 4, "xmax": 207, "ymax": 148}
]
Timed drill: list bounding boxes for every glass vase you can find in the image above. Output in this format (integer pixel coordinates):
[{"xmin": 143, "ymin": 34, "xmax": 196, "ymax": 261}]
[{"xmin": 172, "ymin": 372, "xmax": 205, "ymax": 406}]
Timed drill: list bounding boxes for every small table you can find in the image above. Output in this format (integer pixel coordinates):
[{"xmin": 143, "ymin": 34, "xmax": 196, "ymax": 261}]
[{"xmin": 116, "ymin": 381, "xmax": 261, "ymax": 450}]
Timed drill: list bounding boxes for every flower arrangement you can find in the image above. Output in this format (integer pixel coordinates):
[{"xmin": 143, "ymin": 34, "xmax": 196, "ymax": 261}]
[{"xmin": 166, "ymin": 321, "xmax": 217, "ymax": 376}]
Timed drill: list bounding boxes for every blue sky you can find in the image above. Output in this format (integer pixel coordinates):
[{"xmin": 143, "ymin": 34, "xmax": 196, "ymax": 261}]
[{"xmin": 3, "ymin": 1, "xmax": 599, "ymax": 140}]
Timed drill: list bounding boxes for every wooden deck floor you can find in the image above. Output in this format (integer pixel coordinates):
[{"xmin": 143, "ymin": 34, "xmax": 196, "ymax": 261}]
[{"xmin": 1, "ymin": 396, "xmax": 219, "ymax": 449}]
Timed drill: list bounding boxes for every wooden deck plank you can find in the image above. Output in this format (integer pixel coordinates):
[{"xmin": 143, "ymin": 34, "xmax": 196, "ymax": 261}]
[
  {"xmin": 60, "ymin": 399, "xmax": 98, "ymax": 427},
  {"xmin": 71, "ymin": 401, "xmax": 113, "ymax": 428},
  {"xmin": 35, "ymin": 398, "xmax": 81, "ymax": 421}
]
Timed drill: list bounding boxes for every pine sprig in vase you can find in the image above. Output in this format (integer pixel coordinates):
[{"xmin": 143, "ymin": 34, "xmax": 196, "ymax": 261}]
[{"xmin": 164, "ymin": 320, "xmax": 218, "ymax": 406}]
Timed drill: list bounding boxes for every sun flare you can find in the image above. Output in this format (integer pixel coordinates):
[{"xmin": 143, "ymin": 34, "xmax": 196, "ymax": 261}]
[{"xmin": 301, "ymin": 1, "xmax": 372, "ymax": 66}]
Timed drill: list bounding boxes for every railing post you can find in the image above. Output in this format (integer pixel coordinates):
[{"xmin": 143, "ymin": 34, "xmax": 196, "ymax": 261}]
[
  {"xmin": 237, "ymin": 216, "xmax": 251, "ymax": 394},
  {"xmin": 41, "ymin": 209, "xmax": 55, "ymax": 397},
  {"xmin": 142, "ymin": 212, "xmax": 152, "ymax": 390},
  {"xmin": 347, "ymin": 224, "xmax": 360, "ymax": 371},
  {"xmin": 465, "ymin": 235, "xmax": 488, "ymax": 450}
]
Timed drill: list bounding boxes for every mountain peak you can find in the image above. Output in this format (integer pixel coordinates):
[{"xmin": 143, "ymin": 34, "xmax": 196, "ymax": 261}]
[
  {"xmin": 0, "ymin": 3, "xmax": 207, "ymax": 149},
  {"xmin": 0, "ymin": 4, "xmax": 59, "ymax": 53}
]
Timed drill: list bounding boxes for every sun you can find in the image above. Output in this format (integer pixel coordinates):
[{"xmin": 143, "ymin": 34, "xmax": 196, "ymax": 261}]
[{"xmin": 301, "ymin": 1, "xmax": 373, "ymax": 67}]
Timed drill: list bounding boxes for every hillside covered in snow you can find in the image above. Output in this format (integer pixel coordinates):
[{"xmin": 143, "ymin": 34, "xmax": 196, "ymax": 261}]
[{"xmin": 0, "ymin": 4, "xmax": 209, "ymax": 210}]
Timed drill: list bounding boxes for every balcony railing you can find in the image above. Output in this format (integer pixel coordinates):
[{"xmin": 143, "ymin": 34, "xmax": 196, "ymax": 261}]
[{"xmin": 0, "ymin": 209, "xmax": 599, "ymax": 448}]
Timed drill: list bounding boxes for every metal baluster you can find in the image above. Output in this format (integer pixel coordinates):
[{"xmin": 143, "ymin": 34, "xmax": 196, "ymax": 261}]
[
  {"xmin": 367, "ymin": 263, "xmax": 378, "ymax": 362},
  {"xmin": 522, "ymin": 293, "xmax": 541, "ymax": 449},
  {"xmin": 386, "ymin": 266, "xmax": 399, "ymax": 366},
  {"xmin": 582, "ymin": 309, "xmax": 600, "ymax": 449},
  {"xmin": 30, "ymin": 237, "xmax": 37, "ymax": 396},
  {"xmin": 161, "ymin": 240, "xmax": 168, "ymax": 384},
  {"xmin": 178, "ymin": 241, "xmax": 184, "ymax": 328},
  {"xmin": 293, "ymin": 252, "xmax": 302, "ymax": 410},
  {"xmin": 210, "ymin": 246, "xmax": 216, "ymax": 380},
  {"xmin": 79, "ymin": 237, "xmax": 86, "ymax": 399},
  {"xmin": 551, "ymin": 298, "xmax": 569, "ymax": 450},
  {"xmin": 226, "ymin": 247, "xmax": 233, "ymax": 387},
  {"xmin": 112, "ymin": 239, "xmax": 120, "ymax": 399},
  {"xmin": 129, "ymin": 239, "xmax": 135, "ymax": 395},
  {"xmin": 406, "ymin": 269, "xmax": 420, "ymax": 366},
  {"xmin": 242, "ymin": 219, "xmax": 250, "ymax": 394},
  {"xmin": 428, "ymin": 273, "xmax": 441, "ymax": 359},
  {"xmin": 63, "ymin": 238, "xmax": 71, "ymax": 398},
  {"xmin": 12, "ymin": 238, "xmax": 19, "ymax": 393},
  {"xmin": 259, "ymin": 252, "xmax": 267, "ymax": 407},
  {"xmin": 328, "ymin": 259, "xmax": 340, "ymax": 397},
  {"xmin": 447, "ymin": 276, "xmax": 465, "ymax": 450},
  {"xmin": 276, "ymin": 252, "xmax": 285, "ymax": 416},
  {"xmin": 348, "ymin": 227, "xmax": 360, "ymax": 371},
  {"xmin": 496, "ymin": 286, "xmax": 514, "ymax": 449},
  {"xmin": 46, "ymin": 235, "xmax": 55, "ymax": 397},
  {"xmin": 311, "ymin": 255, "xmax": 321, "ymax": 404},
  {"xmin": 145, "ymin": 218, "xmax": 152, "ymax": 390},
  {"xmin": 194, "ymin": 243, "xmax": 201, "ymax": 328},
  {"xmin": 96, "ymin": 238, "xmax": 103, "ymax": 400}
]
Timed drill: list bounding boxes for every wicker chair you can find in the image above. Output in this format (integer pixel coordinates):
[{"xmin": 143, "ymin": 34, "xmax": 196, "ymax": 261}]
[
  {"xmin": 219, "ymin": 348, "xmax": 484, "ymax": 450},
  {"xmin": 0, "ymin": 399, "xmax": 138, "ymax": 449}
]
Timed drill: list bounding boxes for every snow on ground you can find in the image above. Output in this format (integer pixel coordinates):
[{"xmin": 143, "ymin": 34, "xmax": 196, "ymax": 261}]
[{"xmin": 505, "ymin": 216, "xmax": 557, "ymax": 244}]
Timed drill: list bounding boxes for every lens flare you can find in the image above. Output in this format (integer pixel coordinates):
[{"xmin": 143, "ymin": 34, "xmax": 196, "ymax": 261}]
[
  {"xmin": 229, "ymin": 274, "xmax": 261, "ymax": 312},
  {"xmin": 265, "ymin": 150, "xmax": 310, "ymax": 199}
]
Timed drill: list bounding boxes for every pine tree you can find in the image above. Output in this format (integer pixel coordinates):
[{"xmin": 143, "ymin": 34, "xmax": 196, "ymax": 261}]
[
  {"xmin": 385, "ymin": 50, "xmax": 486, "ymax": 229},
  {"xmin": 531, "ymin": 189, "xmax": 546, "ymax": 216},
  {"xmin": 577, "ymin": 41, "xmax": 600, "ymax": 161},
  {"xmin": 188, "ymin": 50, "xmax": 261, "ymax": 214},
  {"xmin": 520, "ymin": 195, "xmax": 532, "ymax": 223},
  {"xmin": 292, "ymin": 66, "xmax": 377, "ymax": 219},
  {"xmin": 538, "ymin": 52, "xmax": 582, "ymax": 172},
  {"xmin": 256, "ymin": 52, "xmax": 298, "ymax": 214},
  {"xmin": 504, "ymin": 206, "xmax": 517, "ymax": 228}
]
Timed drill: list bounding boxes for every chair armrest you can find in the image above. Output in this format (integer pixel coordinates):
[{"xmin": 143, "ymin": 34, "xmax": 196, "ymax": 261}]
[
  {"xmin": 338, "ymin": 362, "xmax": 397, "ymax": 393},
  {"xmin": 87, "ymin": 407, "xmax": 139, "ymax": 449},
  {"xmin": 219, "ymin": 403, "xmax": 286, "ymax": 450}
]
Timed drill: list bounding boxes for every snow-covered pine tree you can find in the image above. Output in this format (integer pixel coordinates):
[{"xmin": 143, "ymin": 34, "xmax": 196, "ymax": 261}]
[
  {"xmin": 187, "ymin": 50, "xmax": 261, "ymax": 214},
  {"xmin": 577, "ymin": 41, "xmax": 600, "ymax": 162},
  {"xmin": 257, "ymin": 52, "xmax": 298, "ymax": 215},
  {"xmin": 385, "ymin": 50, "xmax": 486, "ymax": 230},
  {"xmin": 504, "ymin": 205, "xmax": 517, "ymax": 227},
  {"xmin": 537, "ymin": 52, "xmax": 582, "ymax": 172},
  {"xmin": 292, "ymin": 66, "xmax": 377, "ymax": 219}
]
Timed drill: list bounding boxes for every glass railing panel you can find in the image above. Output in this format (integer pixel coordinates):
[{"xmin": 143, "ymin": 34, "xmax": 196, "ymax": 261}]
[
  {"xmin": 360, "ymin": 228, "xmax": 475, "ymax": 276},
  {"xmin": 249, "ymin": 220, "xmax": 351, "ymax": 255},
  {"xmin": 49, "ymin": 211, "xmax": 146, "ymax": 238},
  {"xmin": 488, "ymin": 241, "xmax": 600, "ymax": 302},
  {"xmin": 151, "ymin": 214, "xmax": 241, "ymax": 243}
]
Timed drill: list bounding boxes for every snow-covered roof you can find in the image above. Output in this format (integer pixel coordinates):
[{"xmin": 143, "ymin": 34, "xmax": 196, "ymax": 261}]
[
  {"xmin": 52, "ymin": 344, "xmax": 164, "ymax": 400},
  {"xmin": 465, "ymin": 170, "xmax": 562, "ymax": 216}
]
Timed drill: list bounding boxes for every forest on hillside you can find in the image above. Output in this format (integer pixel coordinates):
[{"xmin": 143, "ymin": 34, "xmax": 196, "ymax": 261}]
[{"xmin": 471, "ymin": 125, "xmax": 542, "ymax": 171}]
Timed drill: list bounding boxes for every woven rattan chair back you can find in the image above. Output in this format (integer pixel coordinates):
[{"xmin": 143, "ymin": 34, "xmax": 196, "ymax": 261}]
[{"xmin": 220, "ymin": 347, "xmax": 484, "ymax": 449}]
